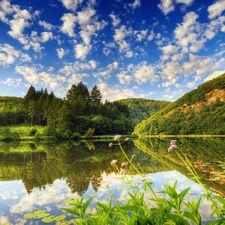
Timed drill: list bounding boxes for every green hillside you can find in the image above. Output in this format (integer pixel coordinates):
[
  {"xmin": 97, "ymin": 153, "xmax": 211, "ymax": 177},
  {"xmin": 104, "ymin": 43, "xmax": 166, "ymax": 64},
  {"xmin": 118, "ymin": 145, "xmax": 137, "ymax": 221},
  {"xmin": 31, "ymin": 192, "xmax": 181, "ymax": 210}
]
[
  {"xmin": 134, "ymin": 73, "xmax": 225, "ymax": 135},
  {"xmin": 117, "ymin": 98, "xmax": 170, "ymax": 128}
]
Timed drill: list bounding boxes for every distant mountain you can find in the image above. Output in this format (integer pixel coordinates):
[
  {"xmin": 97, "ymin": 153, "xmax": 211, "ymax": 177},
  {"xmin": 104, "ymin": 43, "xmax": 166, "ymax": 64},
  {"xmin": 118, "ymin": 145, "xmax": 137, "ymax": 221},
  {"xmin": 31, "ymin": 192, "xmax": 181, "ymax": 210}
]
[
  {"xmin": 117, "ymin": 98, "xmax": 170, "ymax": 128},
  {"xmin": 134, "ymin": 73, "xmax": 225, "ymax": 135}
]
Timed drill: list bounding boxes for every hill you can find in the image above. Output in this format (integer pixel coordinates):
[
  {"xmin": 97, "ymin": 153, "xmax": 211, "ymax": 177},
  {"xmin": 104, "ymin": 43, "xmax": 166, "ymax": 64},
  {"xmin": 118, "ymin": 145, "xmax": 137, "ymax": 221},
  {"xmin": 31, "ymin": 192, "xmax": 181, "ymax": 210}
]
[
  {"xmin": 134, "ymin": 73, "xmax": 225, "ymax": 135},
  {"xmin": 117, "ymin": 98, "xmax": 170, "ymax": 128}
]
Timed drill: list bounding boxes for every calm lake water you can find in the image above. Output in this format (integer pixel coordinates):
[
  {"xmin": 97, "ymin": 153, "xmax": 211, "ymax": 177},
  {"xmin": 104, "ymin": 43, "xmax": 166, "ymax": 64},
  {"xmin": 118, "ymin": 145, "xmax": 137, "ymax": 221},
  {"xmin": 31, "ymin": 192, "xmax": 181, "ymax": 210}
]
[{"xmin": 0, "ymin": 137, "xmax": 225, "ymax": 224}]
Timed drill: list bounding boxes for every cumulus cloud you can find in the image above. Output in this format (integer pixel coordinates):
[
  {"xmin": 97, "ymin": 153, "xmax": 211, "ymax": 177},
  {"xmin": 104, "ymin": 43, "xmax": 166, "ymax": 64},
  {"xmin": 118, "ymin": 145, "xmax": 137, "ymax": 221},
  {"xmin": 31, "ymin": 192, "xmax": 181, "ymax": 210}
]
[
  {"xmin": 59, "ymin": 60, "xmax": 96, "ymax": 76},
  {"xmin": 60, "ymin": 13, "xmax": 77, "ymax": 37},
  {"xmin": 133, "ymin": 65, "xmax": 158, "ymax": 84},
  {"xmin": 128, "ymin": 0, "xmax": 141, "ymax": 9},
  {"xmin": 109, "ymin": 12, "xmax": 121, "ymax": 27},
  {"xmin": 57, "ymin": 48, "xmax": 66, "ymax": 59},
  {"xmin": 158, "ymin": 0, "xmax": 175, "ymax": 15},
  {"xmin": 208, "ymin": 0, "xmax": 225, "ymax": 19},
  {"xmin": 2, "ymin": 78, "xmax": 22, "ymax": 87},
  {"xmin": 41, "ymin": 31, "xmax": 53, "ymax": 42},
  {"xmin": 60, "ymin": 0, "xmax": 83, "ymax": 12},
  {"xmin": 97, "ymin": 82, "xmax": 138, "ymax": 101},
  {"xmin": 15, "ymin": 66, "xmax": 66, "ymax": 89},
  {"xmin": 117, "ymin": 72, "xmax": 132, "ymax": 84},
  {"xmin": 77, "ymin": 7, "xmax": 96, "ymax": 25},
  {"xmin": 39, "ymin": 21, "xmax": 54, "ymax": 30},
  {"xmin": 0, "ymin": 44, "xmax": 31, "ymax": 66},
  {"xmin": 161, "ymin": 44, "xmax": 178, "ymax": 54},
  {"xmin": 75, "ymin": 43, "xmax": 91, "ymax": 60}
]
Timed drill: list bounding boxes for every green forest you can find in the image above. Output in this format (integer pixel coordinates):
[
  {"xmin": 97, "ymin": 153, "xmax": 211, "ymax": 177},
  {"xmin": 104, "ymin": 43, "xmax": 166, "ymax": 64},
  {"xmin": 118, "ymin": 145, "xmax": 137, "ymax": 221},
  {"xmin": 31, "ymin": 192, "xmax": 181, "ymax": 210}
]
[
  {"xmin": 0, "ymin": 82, "xmax": 168, "ymax": 140},
  {"xmin": 134, "ymin": 73, "xmax": 225, "ymax": 135}
]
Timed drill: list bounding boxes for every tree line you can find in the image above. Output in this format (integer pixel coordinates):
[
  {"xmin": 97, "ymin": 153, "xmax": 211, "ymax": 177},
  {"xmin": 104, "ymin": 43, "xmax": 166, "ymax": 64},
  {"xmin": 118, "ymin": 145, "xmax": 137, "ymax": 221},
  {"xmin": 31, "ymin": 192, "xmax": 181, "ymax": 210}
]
[{"xmin": 0, "ymin": 82, "xmax": 132, "ymax": 135}]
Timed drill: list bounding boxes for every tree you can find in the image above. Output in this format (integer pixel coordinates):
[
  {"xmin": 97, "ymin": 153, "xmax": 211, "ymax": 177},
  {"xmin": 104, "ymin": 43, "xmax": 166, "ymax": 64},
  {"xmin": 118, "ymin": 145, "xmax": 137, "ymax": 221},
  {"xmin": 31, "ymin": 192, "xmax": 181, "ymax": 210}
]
[
  {"xmin": 90, "ymin": 85, "xmax": 102, "ymax": 103},
  {"xmin": 24, "ymin": 85, "xmax": 36, "ymax": 109},
  {"xmin": 66, "ymin": 82, "xmax": 90, "ymax": 101}
]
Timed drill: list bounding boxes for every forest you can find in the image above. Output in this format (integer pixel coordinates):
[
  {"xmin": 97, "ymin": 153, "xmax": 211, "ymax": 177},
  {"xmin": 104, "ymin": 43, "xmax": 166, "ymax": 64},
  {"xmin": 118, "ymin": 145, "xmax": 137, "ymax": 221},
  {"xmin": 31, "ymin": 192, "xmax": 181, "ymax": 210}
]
[
  {"xmin": 134, "ymin": 72, "xmax": 225, "ymax": 135},
  {"xmin": 0, "ymin": 82, "xmax": 168, "ymax": 139}
]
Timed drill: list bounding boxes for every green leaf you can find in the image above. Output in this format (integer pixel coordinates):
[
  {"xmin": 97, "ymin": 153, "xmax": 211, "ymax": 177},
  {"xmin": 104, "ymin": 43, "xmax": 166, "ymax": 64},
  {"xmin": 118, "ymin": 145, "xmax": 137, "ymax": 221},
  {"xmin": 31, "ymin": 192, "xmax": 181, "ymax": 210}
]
[
  {"xmin": 54, "ymin": 215, "xmax": 66, "ymax": 221},
  {"xmin": 42, "ymin": 216, "xmax": 55, "ymax": 223},
  {"xmin": 23, "ymin": 213, "xmax": 34, "ymax": 219}
]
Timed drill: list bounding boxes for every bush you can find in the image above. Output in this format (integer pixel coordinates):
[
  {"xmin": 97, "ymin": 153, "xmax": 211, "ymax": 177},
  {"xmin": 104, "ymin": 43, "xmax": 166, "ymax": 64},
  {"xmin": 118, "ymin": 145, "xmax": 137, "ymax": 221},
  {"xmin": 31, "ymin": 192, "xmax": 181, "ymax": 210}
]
[{"xmin": 29, "ymin": 128, "xmax": 37, "ymax": 136}]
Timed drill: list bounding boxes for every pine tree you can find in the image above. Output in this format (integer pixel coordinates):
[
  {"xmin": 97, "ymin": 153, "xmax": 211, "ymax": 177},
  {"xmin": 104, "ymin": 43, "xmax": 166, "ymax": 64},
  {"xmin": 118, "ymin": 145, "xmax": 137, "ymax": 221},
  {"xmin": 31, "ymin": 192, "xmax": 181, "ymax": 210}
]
[{"xmin": 90, "ymin": 85, "xmax": 102, "ymax": 103}]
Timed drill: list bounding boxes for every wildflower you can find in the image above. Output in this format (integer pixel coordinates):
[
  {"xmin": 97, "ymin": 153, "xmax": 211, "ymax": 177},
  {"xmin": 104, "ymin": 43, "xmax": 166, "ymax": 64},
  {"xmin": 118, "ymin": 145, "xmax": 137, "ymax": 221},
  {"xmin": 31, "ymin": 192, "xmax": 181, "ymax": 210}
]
[
  {"xmin": 125, "ymin": 137, "xmax": 130, "ymax": 141},
  {"xmin": 114, "ymin": 134, "xmax": 121, "ymax": 141},
  {"xmin": 168, "ymin": 140, "xmax": 177, "ymax": 152},
  {"xmin": 131, "ymin": 154, "xmax": 136, "ymax": 159},
  {"xmin": 170, "ymin": 140, "xmax": 177, "ymax": 145},
  {"xmin": 120, "ymin": 168, "xmax": 126, "ymax": 175},
  {"xmin": 121, "ymin": 162, "xmax": 128, "ymax": 167},
  {"xmin": 105, "ymin": 184, "xmax": 109, "ymax": 189},
  {"xmin": 110, "ymin": 159, "xmax": 117, "ymax": 166},
  {"xmin": 109, "ymin": 143, "xmax": 113, "ymax": 147}
]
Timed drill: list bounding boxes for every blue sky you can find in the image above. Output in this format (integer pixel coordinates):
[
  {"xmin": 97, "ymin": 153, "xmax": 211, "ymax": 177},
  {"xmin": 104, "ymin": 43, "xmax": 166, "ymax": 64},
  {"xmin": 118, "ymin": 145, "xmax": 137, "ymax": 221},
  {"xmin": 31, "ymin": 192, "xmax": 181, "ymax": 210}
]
[{"xmin": 0, "ymin": 0, "xmax": 225, "ymax": 101}]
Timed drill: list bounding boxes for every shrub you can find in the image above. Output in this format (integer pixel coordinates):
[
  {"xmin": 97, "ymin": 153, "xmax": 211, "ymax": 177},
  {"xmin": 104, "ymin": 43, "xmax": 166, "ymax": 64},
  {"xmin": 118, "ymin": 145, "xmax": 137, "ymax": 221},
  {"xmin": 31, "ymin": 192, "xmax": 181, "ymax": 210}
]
[{"xmin": 29, "ymin": 128, "xmax": 37, "ymax": 136}]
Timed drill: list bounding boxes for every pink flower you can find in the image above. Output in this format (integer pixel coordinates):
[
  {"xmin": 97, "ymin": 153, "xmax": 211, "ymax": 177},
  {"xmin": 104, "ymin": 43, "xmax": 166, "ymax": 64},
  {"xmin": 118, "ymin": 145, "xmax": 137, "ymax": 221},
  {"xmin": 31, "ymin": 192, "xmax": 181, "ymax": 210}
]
[
  {"xmin": 170, "ymin": 140, "xmax": 177, "ymax": 145},
  {"xmin": 114, "ymin": 135, "xmax": 121, "ymax": 141},
  {"xmin": 125, "ymin": 137, "xmax": 130, "ymax": 141},
  {"xmin": 109, "ymin": 143, "xmax": 113, "ymax": 147},
  {"xmin": 120, "ymin": 168, "xmax": 126, "ymax": 175},
  {"xmin": 121, "ymin": 162, "xmax": 128, "ymax": 167},
  {"xmin": 110, "ymin": 159, "xmax": 117, "ymax": 166},
  {"xmin": 168, "ymin": 140, "xmax": 177, "ymax": 152}
]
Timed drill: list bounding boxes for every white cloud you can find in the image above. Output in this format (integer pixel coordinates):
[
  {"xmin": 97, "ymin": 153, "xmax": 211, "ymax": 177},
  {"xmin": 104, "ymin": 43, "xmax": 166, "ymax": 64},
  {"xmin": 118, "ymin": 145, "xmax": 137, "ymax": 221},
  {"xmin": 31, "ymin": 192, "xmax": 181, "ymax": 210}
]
[
  {"xmin": 113, "ymin": 25, "xmax": 132, "ymax": 42},
  {"xmin": 97, "ymin": 82, "xmax": 137, "ymax": 101},
  {"xmin": 117, "ymin": 72, "xmax": 132, "ymax": 84},
  {"xmin": 89, "ymin": 59, "xmax": 97, "ymax": 69},
  {"xmin": 129, "ymin": 0, "xmax": 141, "ymax": 9},
  {"xmin": 39, "ymin": 21, "xmax": 54, "ymax": 30},
  {"xmin": 15, "ymin": 66, "xmax": 66, "ymax": 89},
  {"xmin": 109, "ymin": 12, "xmax": 121, "ymax": 27},
  {"xmin": 0, "ymin": 44, "xmax": 31, "ymax": 66},
  {"xmin": 135, "ymin": 29, "xmax": 148, "ymax": 42},
  {"xmin": 204, "ymin": 70, "xmax": 225, "ymax": 82},
  {"xmin": 57, "ymin": 48, "xmax": 66, "ymax": 59},
  {"xmin": 75, "ymin": 43, "xmax": 91, "ymax": 60},
  {"xmin": 2, "ymin": 78, "xmax": 22, "ymax": 87},
  {"xmin": 60, "ymin": 0, "xmax": 83, "ymax": 11},
  {"xmin": 125, "ymin": 50, "xmax": 134, "ymax": 58},
  {"xmin": 59, "ymin": 61, "xmax": 96, "ymax": 76},
  {"xmin": 158, "ymin": 0, "xmax": 175, "ymax": 15},
  {"xmin": 60, "ymin": 13, "xmax": 77, "ymax": 37},
  {"xmin": 41, "ymin": 31, "xmax": 53, "ymax": 42},
  {"xmin": 176, "ymin": 0, "xmax": 193, "ymax": 5},
  {"xmin": 161, "ymin": 44, "xmax": 178, "ymax": 54},
  {"xmin": 77, "ymin": 7, "xmax": 96, "ymax": 25},
  {"xmin": 208, "ymin": 0, "xmax": 225, "ymax": 19},
  {"xmin": 134, "ymin": 65, "xmax": 158, "ymax": 84}
]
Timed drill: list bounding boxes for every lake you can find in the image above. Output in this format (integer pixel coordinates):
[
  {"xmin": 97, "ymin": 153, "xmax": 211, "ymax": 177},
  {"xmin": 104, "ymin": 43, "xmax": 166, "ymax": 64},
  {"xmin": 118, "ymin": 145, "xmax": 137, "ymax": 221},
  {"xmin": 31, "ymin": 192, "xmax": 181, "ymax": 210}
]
[{"xmin": 0, "ymin": 137, "xmax": 225, "ymax": 224}]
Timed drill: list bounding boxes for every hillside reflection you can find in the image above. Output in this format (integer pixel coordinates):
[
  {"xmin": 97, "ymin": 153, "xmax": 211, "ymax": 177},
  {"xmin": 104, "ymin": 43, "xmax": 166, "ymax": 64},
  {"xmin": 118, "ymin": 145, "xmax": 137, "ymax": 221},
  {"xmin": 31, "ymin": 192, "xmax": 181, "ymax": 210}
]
[
  {"xmin": 0, "ymin": 137, "xmax": 225, "ymax": 197},
  {"xmin": 134, "ymin": 137, "xmax": 225, "ymax": 197},
  {"xmin": 0, "ymin": 140, "xmax": 166, "ymax": 195}
]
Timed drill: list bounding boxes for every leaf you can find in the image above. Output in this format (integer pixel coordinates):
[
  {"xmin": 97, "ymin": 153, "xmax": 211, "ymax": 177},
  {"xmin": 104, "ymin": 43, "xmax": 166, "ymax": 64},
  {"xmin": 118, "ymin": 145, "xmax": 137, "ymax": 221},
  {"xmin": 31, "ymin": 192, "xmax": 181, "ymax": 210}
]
[
  {"xmin": 54, "ymin": 215, "xmax": 66, "ymax": 221},
  {"xmin": 23, "ymin": 213, "xmax": 35, "ymax": 219},
  {"xmin": 42, "ymin": 216, "xmax": 55, "ymax": 223}
]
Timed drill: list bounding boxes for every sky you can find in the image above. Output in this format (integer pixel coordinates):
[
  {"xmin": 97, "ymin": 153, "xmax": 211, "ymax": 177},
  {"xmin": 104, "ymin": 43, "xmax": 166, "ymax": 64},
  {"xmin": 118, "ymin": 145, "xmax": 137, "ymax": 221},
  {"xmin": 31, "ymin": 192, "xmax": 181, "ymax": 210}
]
[{"xmin": 0, "ymin": 0, "xmax": 225, "ymax": 102}]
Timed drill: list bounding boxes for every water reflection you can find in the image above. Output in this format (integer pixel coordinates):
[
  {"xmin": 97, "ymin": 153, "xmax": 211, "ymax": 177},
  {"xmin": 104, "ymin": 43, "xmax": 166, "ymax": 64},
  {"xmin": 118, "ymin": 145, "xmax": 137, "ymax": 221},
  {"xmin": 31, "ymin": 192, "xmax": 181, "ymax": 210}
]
[{"xmin": 0, "ymin": 137, "xmax": 225, "ymax": 224}]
